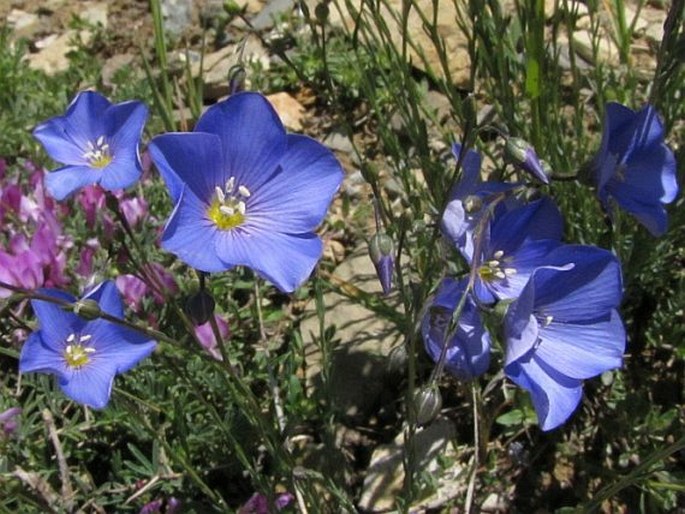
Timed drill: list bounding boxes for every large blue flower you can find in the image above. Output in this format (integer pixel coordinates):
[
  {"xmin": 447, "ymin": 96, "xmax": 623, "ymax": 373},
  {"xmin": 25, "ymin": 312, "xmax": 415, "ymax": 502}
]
[
  {"xmin": 19, "ymin": 281, "xmax": 157, "ymax": 409},
  {"xmin": 471, "ymin": 197, "xmax": 563, "ymax": 304},
  {"xmin": 421, "ymin": 278, "xmax": 491, "ymax": 381},
  {"xmin": 504, "ymin": 245, "xmax": 625, "ymax": 431},
  {"xmin": 149, "ymin": 92, "xmax": 343, "ymax": 293},
  {"xmin": 33, "ymin": 91, "xmax": 149, "ymax": 200},
  {"xmin": 593, "ymin": 102, "xmax": 678, "ymax": 236}
]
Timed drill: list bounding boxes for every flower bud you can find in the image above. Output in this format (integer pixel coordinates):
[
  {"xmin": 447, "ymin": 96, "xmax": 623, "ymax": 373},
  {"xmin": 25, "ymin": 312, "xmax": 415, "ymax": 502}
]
[
  {"xmin": 386, "ymin": 344, "xmax": 408, "ymax": 376},
  {"xmin": 504, "ymin": 137, "xmax": 550, "ymax": 184},
  {"xmin": 73, "ymin": 299, "xmax": 102, "ymax": 320},
  {"xmin": 369, "ymin": 232, "xmax": 394, "ymax": 296},
  {"xmin": 228, "ymin": 65, "xmax": 246, "ymax": 95},
  {"xmin": 0, "ymin": 407, "xmax": 22, "ymax": 438},
  {"xmin": 413, "ymin": 385, "xmax": 442, "ymax": 426},
  {"xmin": 315, "ymin": 1, "xmax": 330, "ymax": 23},
  {"xmin": 185, "ymin": 290, "xmax": 215, "ymax": 326}
]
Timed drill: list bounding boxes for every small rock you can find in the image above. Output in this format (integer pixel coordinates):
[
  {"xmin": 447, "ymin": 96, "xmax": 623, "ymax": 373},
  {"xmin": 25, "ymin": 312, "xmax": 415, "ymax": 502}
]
[
  {"xmin": 358, "ymin": 418, "xmax": 457, "ymax": 512},
  {"xmin": 101, "ymin": 53, "xmax": 136, "ymax": 87},
  {"xmin": 251, "ymin": 0, "xmax": 296, "ymax": 31},
  {"xmin": 266, "ymin": 92, "xmax": 305, "ymax": 131},
  {"xmin": 323, "ymin": 128, "xmax": 354, "ymax": 154},
  {"xmin": 572, "ymin": 30, "xmax": 620, "ymax": 66},
  {"xmin": 27, "ymin": 30, "xmax": 93, "ymax": 75},
  {"xmin": 80, "ymin": 2, "xmax": 109, "ymax": 28},
  {"xmin": 7, "ymin": 9, "xmax": 40, "ymax": 39},
  {"xmin": 161, "ymin": 0, "xmax": 194, "ymax": 40}
]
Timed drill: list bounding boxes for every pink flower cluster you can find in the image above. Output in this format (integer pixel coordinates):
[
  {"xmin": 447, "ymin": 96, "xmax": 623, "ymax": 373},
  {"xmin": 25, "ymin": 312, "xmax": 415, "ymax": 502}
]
[{"xmin": 0, "ymin": 159, "xmax": 72, "ymax": 297}]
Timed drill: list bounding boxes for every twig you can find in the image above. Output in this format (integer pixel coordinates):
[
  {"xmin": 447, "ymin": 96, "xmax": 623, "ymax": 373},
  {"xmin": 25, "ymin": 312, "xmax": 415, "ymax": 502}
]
[{"xmin": 42, "ymin": 408, "xmax": 74, "ymax": 511}]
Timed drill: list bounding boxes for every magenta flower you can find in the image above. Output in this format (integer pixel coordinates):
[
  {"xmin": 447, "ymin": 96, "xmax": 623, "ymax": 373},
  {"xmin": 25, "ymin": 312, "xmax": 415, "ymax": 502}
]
[
  {"xmin": 0, "ymin": 407, "xmax": 22, "ymax": 437},
  {"xmin": 19, "ymin": 281, "xmax": 157, "ymax": 409},
  {"xmin": 194, "ymin": 314, "xmax": 230, "ymax": 361},
  {"xmin": 33, "ymin": 91, "xmax": 148, "ymax": 200},
  {"xmin": 149, "ymin": 92, "xmax": 343, "ymax": 292},
  {"xmin": 238, "ymin": 492, "xmax": 294, "ymax": 513}
]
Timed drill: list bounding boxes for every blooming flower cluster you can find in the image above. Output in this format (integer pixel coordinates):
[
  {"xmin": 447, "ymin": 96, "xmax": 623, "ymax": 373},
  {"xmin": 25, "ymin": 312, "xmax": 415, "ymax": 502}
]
[
  {"xmin": 423, "ymin": 142, "xmax": 632, "ymax": 430},
  {"xmin": 9, "ymin": 87, "xmax": 343, "ymax": 411}
]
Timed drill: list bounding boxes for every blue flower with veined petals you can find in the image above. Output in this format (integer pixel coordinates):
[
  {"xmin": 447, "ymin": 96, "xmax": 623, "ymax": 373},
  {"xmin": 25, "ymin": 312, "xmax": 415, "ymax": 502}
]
[
  {"xmin": 421, "ymin": 277, "xmax": 491, "ymax": 381},
  {"xmin": 19, "ymin": 281, "xmax": 157, "ymax": 409},
  {"xmin": 471, "ymin": 197, "xmax": 563, "ymax": 304},
  {"xmin": 149, "ymin": 92, "xmax": 344, "ymax": 293},
  {"xmin": 33, "ymin": 91, "xmax": 149, "ymax": 200},
  {"xmin": 504, "ymin": 245, "xmax": 625, "ymax": 431},
  {"xmin": 592, "ymin": 102, "xmax": 678, "ymax": 236}
]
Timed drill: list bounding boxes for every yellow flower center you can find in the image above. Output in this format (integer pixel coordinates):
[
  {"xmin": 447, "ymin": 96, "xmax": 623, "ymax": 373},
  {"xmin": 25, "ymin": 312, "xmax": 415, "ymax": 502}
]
[
  {"xmin": 63, "ymin": 334, "xmax": 95, "ymax": 369},
  {"xmin": 83, "ymin": 136, "xmax": 112, "ymax": 169},
  {"xmin": 206, "ymin": 176, "xmax": 250, "ymax": 231},
  {"xmin": 478, "ymin": 250, "xmax": 517, "ymax": 282}
]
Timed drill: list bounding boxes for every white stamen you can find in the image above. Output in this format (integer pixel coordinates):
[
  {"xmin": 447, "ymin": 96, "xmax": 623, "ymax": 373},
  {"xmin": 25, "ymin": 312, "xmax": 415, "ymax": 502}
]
[
  {"xmin": 237, "ymin": 201, "xmax": 246, "ymax": 215},
  {"xmin": 494, "ymin": 270, "xmax": 506, "ymax": 280},
  {"xmin": 220, "ymin": 205, "xmax": 235, "ymax": 216},
  {"xmin": 80, "ymin": 334, "xmax": 92, "ymax": 342},
  {"xmin": 493, "ymin": 250, "xmax": 504, "ymax": 259},
  {"xmin": 238, "ymin": 185, "xmax": 251, "ymax": 198},
  {"xmin": 544, "ymin": 315, "xmax": 554, "ymax": 327},
  {"xmin": 504, "ymin": 268, "xmax": 517, "ymax": 276},
  {"xmin": 226, "ymin": 177, "xmax": 236, "ymax": 193},
  {"xmin": 215, "ymin": 186, "xmax": 225, "ymax": 203},
  {"xmin": 96, "ymin": 135, "xmax": 105, "ymax": 147},
  {"xmin": 67, "ymin": 333, "xmax": 75, "ymax": 343}
]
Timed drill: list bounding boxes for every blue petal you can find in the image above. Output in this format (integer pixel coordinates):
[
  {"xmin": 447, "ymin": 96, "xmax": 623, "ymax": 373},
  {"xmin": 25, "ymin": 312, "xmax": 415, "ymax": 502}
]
[
  {"xmin": 161, "ymin": 187, "xmax": 227, "ymax": 272},
  {"xmin": 98, "ymin": 157, "xmax": 141, "ymax": 191},
  {"xmin": 83, "ymin": 281, "xmax": 124, "ymax": 319},
  {"xmin": 33, "ymin": 92, "xmax": 111, "ymax": 166},
  {"xmin": 88, "ymin": 322, "xmax": 156, "ymax": 371},
  {"xmin": 30, "ymin": 290, "xmax": 83, "ymax": 348},
  {"xmin": 532, "ymin": 245, "xmax": 622, "ymax": 320},
  {"xmin": 19, "ymin": 332, "xmax": 66, "ymax": 375},
  {"xmin": 149, "ymin": 132, "xmax": 224, "ymax": 205},
  {"xmin": 247, "ymin": 134, "xmax": 343, "ymax": 232},
  {"xmin": 490, "ymin": 198, "xmax": 563, "ymax": 250},
  {"xmin": 58, "ymin": 362, "xmax": 118, "ymax": 409},
  {"xmin": 451, "ymin": 143, "xmax": 482, "ymax": 190},
  {"xmin": 44, "ymin": 165, "xmax": 103, "ymax": 200},
  {"xmin": 105, "ymin": 99, "xmax": 148, "ymax": 151},
  {"xmin": 624, "ymin": 104, "xmax": 667, "ymax": 158},
  {"xmin": 422, "ymin": 278, "xmax": 491, "ymax": 380},
  {"xmin": 505, "ymin": 353, "xmax": 583, "ymax": 431},
  {"xmin": 504, "ymin": 277, "xmax": 539, "ymax": 364},
  {"xmin": 195, "ymin": 92, "xmax": 287, "ymax": 192},
  {"xmin": 214, "ymin": 228, "xmax": 323, "ymax": 292},
  {"xmin": 536, "ymin": 309, "xmax": 625, "ymax": 379}
]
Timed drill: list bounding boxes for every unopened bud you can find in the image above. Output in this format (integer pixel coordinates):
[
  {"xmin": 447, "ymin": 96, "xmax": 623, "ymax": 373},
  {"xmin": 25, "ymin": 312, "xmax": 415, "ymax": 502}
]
[
  {"xmin": 462, "ymin": 194, "xmax": 482, "ymax": 213},
  {"xmin": 413, "ymin": 385, "xmax": 442, "ymax": 426},
  {"xmin": 228, "ymin": 65, "xmax": 246, "ymax": 95},
  {"xmin": 73, "ymin": 299, "xmax": 102, "ymax": 320},
  {"xmin": 386, "ymin": 344, "xmax": 408, "ymax": 375},
  {"xmin": 504, "ymin": 137, "xmax": 550, "ymax": 184},
  {"xmin": 315, "ymin": 1, "xmax": 330, "ymax": 23},
  {"xmin": 185, "ymin": 290, "xmax": 215, "ymax": 326},
  {"xmin": 369, "ymin": 233, "xmax": 394, "ymax": 296}
]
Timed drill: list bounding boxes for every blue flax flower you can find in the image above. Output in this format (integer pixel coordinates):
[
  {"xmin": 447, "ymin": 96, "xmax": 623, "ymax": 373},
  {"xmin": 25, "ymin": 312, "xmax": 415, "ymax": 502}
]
[
  {"xmin": 19, "ymin": 281, "xmax": 156, "ymax": 409},
  {"xmin": 422, "ymin": 278, "xmax": 491, "ymax": 381},
  {"xmin": 593, "ymin": 102, "xmax": 678, "ymax": 236},
  {"xmin": 149, "ymin": 92, "xmax": 343, "ymax": 293},
  {"xmin": 504, "ymin": 245, "xmax": 625, "ymax": 431},
  {"xmin": 33, "ymin": 91, "xmax": 149, "ymax": 200},
  {"xmin": 441, "ymin": 143, "xmax": 517, "ymax": 260},
  {"xmin": 471, "ymin": 197, "xmax": 563, "ymax": 304}
]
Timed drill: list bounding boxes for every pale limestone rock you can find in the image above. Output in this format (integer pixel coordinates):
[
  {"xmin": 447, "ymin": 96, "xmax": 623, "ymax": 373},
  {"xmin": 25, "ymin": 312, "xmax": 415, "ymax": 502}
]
[
  {"xmin": 315, "ymin": 0, "xmax": 472, "ymax": 88},
  {"xmin": 266, "ymin": 91, "xmax": 305, "ymax": 131},
  {"xmin": 27, "ymin": 30, "xmax": 93, "ymax": 75},
  {"xmin": 358, "ymin": 418, "xmax": 459, "ymax": 512},
  {"xmin": 7, "ymin": 9, "xmax": 40, "ymax": 39}
]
